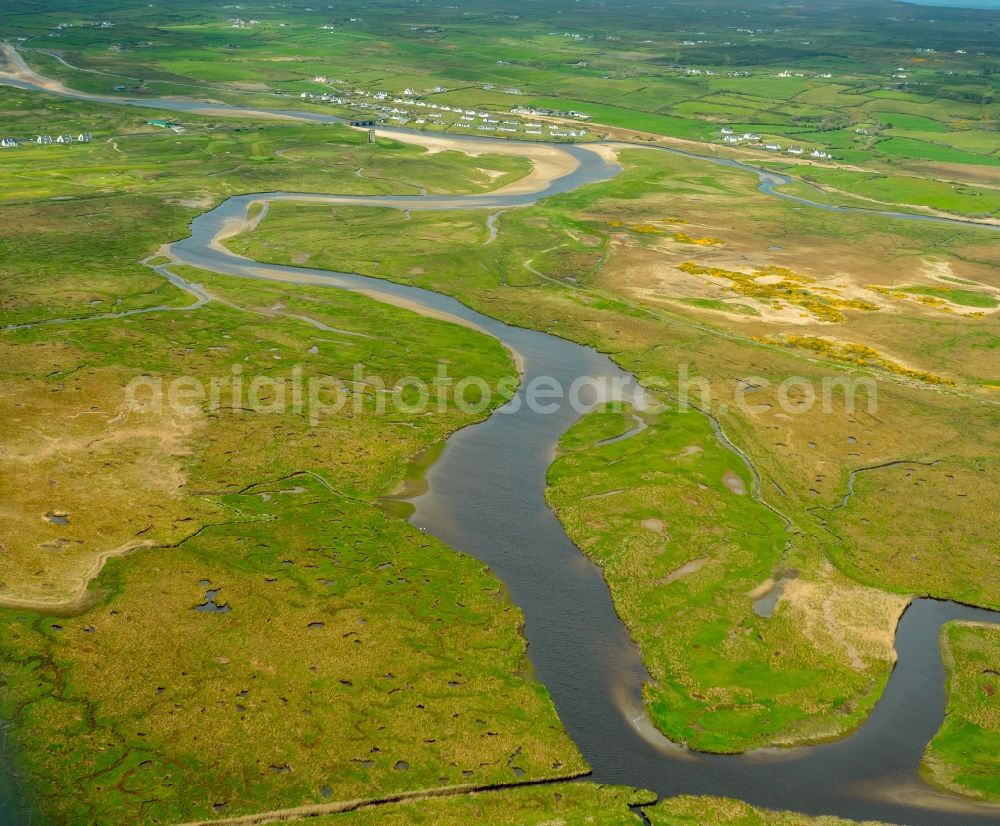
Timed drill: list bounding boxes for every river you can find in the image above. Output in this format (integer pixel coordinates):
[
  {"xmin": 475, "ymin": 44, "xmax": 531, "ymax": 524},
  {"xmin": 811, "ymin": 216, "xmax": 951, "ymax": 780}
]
[{"xmin": 2, "ymin": 49, "xmax": 1000, "ymax": 826}]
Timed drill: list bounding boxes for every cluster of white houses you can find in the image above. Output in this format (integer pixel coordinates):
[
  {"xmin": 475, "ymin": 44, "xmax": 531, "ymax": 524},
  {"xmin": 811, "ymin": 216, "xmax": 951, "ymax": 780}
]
[
  {"xmin": 1, "ymin": 133, "xmax": 92, "ymax": 148},
  {"xmin": 719, "ymin": 127, "xmax": 831, "ymax": 159},
  {"xmin": 511, "ymin": 106, "xmax": 591, "ymax": 121},
  {"xmin": 297, "ymin": 83, "xmax": 590, "ymax": 138}
]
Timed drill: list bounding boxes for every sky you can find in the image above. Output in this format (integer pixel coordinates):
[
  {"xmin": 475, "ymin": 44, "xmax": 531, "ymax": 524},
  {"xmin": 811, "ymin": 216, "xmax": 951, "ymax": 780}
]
[{"xmin": 899, "ymin": 0, "xmax": 1000, "ymax": 9}]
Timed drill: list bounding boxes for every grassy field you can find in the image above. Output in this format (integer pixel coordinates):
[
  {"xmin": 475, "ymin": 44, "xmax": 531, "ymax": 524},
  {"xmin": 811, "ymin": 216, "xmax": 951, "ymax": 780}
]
[
  {"xmin": 644, "ymin": 796, "xmax": 885, "ymax": 826},
  {"xmin": 0, "ymin": 85, "xmax": 528, "ymax": 327},
  {"xmin": 277, "ymin": 783, "xmax": 652, "ymax": 825},
  {"xmin": 295, "ymin": 785, "xmax": 883, "ymax": 825},
  {"xmin": 546, "ymin": 403, "xmax": 905, "ymax": 752},
  {"xmin": 234, "ymin": 143, "xmax": 1000, "ymax": 784},
  {"xmin": 0, "ymin": 477, "xmax": 588, "ymax": 822},
  {"xmin": 898, "ymin": 285, "xmax": 998, "ymax": 308},
  {"xmin": 795, "ymin": 168, "xmax": 1000, "ymax": 218},
  {"xmin": 0, "ymin": 251, "xmax": 608, "ymax": 821},
  {"xmin": 0, "ymin": 90, "xmax": 602, "ymax": 823},
  {"xmin": 1, "ymin": 0, "xmax": 997, "ymax": 211},
  {"xmin": 1, "ymin": 4, "xmax": 999, "ymax": 815},
  {"xmin": 234, "ymin": 148, "xmax": 1000, "ymax": 388},
  {"xmin": 924, "ymin": 623, "xmax": 1000, "ymax": 801}
]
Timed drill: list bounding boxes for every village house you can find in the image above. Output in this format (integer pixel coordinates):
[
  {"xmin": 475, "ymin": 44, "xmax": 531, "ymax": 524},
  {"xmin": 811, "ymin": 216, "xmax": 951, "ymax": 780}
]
[
  {"xmin": 512, "ymin": 104, "xmax": 589, "ymax": 120},
  {"xmin": 720, "ymin": 126, "xmax": 734, "ymax": 135},
  {"xmin": 787, "ymin": 146, "xmax": 804, "ymax": 155},
  {"xmin": 56, "ymin": 134, "xmax": 74, "ymax": 144},
  {"xmin": 36, "ymin": 135, "xmax": 53, "ymax": 145},
  {"xmin": 1, "ymin": 137, "xmax": 19, "ymax": 148}
]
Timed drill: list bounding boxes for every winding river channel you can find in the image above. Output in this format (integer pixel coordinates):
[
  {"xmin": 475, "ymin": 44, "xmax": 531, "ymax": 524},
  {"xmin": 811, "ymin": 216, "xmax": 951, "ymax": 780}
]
[{"xmin": 3, "ymin": 46, "xmax": 1000, "ymax": 825}]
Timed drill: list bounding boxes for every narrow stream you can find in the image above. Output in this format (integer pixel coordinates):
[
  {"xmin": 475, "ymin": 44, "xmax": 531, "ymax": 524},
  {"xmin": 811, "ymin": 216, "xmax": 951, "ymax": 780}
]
[{"xmin": 3, "ymin": 54, "xmax": 1000, "ymax": 824}]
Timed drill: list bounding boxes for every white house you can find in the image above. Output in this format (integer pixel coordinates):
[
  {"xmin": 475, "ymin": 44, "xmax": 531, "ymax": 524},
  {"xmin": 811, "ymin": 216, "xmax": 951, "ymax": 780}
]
[
  {"xmin": 764, "ymin": 143, "xmax": 781, "ymax": 151},
  {"xmin": 720, "ymin": 126, "xmax": 734, "ymax": 135},
  {"xmin": 811, "ymin": 150, "xmax": 831, "ymax": 159},
  {"xmin": 1, "ymin": 137, "xmax": 19, "ymax": 148},
  {"xmin": 723, "ymin": 135, "xmax": 740, "ymax": 144},
  {"xmin": 56, "ymin": 134, "xmax": 74, "ymax": 144},
  {"xmin": 77, "ymin": 133, "xmax": 92, "ymax": 143},
  {"xmin": 36, "ymin": 135, "xmax": 53, "ymax": 145},
  {"xmin": 787, "ymin": 146, "xmax": 804, "ymax": 155}
]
